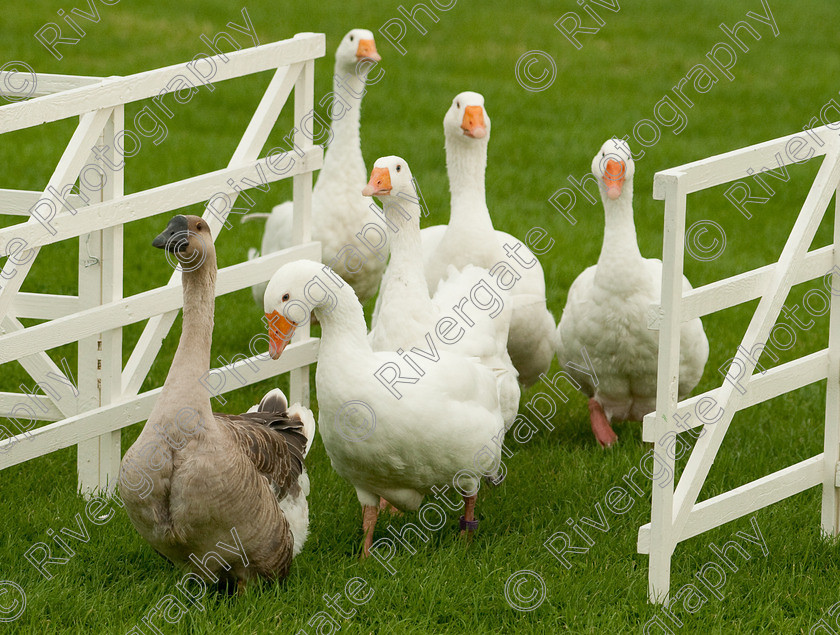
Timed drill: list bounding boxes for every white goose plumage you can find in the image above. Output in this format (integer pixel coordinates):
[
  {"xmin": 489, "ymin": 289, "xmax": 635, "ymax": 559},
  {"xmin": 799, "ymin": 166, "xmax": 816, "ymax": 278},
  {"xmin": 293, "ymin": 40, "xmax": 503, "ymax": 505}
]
[
  {"xmin": 420, "ymin": 91, "xmax": 556, "ymax": 387},
  {"xmin": 554, "ymin": 138, "xmax": 709, "ymax": 446},
  {"xmin": 365, "ymin": 155, "xmax": 520, "ymax": 428},
  {"xmin": 263, "ymin": 259, "xmax": 504, "ymax": 555},
  {"xmin": 247, "ymin": 29, "xmax": 387, "ymax": 305}
]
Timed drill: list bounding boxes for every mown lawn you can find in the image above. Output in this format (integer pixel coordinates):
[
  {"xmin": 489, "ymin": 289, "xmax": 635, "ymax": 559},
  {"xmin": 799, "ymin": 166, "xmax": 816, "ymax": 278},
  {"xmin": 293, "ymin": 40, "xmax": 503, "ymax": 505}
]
[{"xmin": 2, "ymin": 0, "xmax": 840, "ymax": 632}]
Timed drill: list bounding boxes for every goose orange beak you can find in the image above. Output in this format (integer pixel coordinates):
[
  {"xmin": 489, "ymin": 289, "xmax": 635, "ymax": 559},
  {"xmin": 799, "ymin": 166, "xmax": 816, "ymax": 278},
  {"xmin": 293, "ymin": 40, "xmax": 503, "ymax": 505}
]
[
  {"xmin": 362, "ymin": 167, "xmax": 392, "ymax": 197},
  {"xmin": 461, "ymin": 106, "xmax": 486, "ymax": 138},
  {"xmin": 603, "ymin": 159, "xmax": 625, "ymax": 200},
  {"xmin": 266, "ymin": 311, "xmax": 297, "ymax": 359},
  {"xmin": 356, "ymin": 39, "xmax": 381, "ymax": 62}
]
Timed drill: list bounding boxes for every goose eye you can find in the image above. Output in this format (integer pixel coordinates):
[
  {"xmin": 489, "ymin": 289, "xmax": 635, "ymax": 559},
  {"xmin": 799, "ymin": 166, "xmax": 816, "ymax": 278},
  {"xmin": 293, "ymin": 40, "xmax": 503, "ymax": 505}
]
[
  {"xmin": 396, "ymin": 165, "xmax": 401, "ymax": 172},
  {"xmin": 456, "ymin": 100, "xmax": 460, "ymax": 108},
  {"xmin": 282, "ymin": 293, "xmax": 290, "ymax": 302},
  {"xmin": 349, "ymin": 35, "xmax": 354, "ymax": 42}
]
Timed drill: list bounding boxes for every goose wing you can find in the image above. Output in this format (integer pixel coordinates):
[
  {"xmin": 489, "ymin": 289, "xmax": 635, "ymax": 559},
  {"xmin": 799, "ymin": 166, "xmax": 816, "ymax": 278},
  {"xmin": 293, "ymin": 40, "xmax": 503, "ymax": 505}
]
[{"xmin": 215, "ymin": 405, "xmax": 308, "ymax": 498}]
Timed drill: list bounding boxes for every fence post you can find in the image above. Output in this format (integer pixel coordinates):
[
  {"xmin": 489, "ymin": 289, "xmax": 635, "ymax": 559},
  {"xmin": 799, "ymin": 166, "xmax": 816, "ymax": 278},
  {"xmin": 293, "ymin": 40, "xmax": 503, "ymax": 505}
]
[
  {"xmin": 647, "ymin": 175, "xmax": 687, "ymax": 604},
  {"xmin": 76, "ymin": 105, "xmax": 124, "ymax": 495},
  {"xmin": 0, "ymin": 35, "xmax": 325, "ymax": 492},
  {"xmin": 822, "ymin": 175, "xmax": 840, "ymax": 535},
  {"xmin": 289, "ymin": 57, "xmax": 316, "ymax": 407}
]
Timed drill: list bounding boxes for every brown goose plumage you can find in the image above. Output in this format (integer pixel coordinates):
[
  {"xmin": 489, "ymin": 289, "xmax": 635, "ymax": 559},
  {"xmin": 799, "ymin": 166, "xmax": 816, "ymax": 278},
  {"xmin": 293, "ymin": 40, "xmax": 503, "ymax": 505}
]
[{"xmin": 118, "ymin": 215, "xmax": 314, "ymax": 589}]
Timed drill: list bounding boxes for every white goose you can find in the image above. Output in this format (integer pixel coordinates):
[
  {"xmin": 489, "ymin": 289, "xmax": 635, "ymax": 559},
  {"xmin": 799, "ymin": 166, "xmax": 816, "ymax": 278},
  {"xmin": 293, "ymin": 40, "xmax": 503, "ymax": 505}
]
[
  {"xmin": 554, "ymin": 139, "xmax": 709, "ymax": 447},
  {"xmin": 364, "ymin": 155, "xmax": 520, "ymax": 428},
  {"xmin": 421, "ymin": 91, "xmax": 556, "ymax": 387},
  {"xmin": 263, "ymin": 260, "xmax": 504, "ymax": 555},
  {"xmin": 246, "ymin": 29, "xmax": 386, "ymax": 304}
]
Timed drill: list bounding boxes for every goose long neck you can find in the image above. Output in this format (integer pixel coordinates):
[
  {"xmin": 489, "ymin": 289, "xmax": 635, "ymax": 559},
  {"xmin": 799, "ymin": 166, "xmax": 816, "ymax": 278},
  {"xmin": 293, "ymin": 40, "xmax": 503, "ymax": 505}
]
[
  {"xmin": 147, "ymin": 251, "xmax": 218, "ymax": 445},
  {"xmin": 597, "ymin": 184, "xmax": 643, "ymax": 276},
  {"xmin": 319, "ymin": 63, "xmax": 367, "ymax": 179},
  {"xmin": 445, "ymin": 136, "xmax": 494, "ymax": 232},
  {"xmin": 314, "ymin": 273, "xmax": 371, "ymax": 355},
  {"xmin": 381, "ymin": 197, "xmax": 431, "ymax": 304},
  {"xmin": 165, "ymin": 255, "xmax": 217, "ymax": 392}
]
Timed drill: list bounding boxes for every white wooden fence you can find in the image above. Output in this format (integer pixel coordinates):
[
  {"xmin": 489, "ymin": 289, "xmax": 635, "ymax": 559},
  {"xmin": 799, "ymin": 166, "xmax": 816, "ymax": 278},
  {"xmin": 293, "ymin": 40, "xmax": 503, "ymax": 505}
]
[
  {"xmin": 639, "ymin": 124, "xmax": 840, "ymax": 603},
  {"xmin": 0, "ymin": 33, "xmax": 324, "ymax": 495}
]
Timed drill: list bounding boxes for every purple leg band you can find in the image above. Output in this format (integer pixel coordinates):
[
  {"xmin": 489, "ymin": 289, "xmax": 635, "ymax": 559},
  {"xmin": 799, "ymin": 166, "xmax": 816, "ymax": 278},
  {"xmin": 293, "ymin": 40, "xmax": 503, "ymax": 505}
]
[{"xmin": 460, "ymin": 516, "xmax": 479, "ymax": 532}]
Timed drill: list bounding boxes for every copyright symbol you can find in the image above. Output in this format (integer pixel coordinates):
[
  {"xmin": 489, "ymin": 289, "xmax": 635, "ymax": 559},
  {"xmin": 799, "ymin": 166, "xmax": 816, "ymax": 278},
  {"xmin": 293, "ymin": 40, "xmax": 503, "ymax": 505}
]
[
  {"xmin": 163, "ymin": 229, "xmax": 208, "ymax": 273},
  {"xmin": 335, "ymin": 400, "xmax": 376, "ymax": 442},
  {"xmin": 514, "ymin": 50, "xmax": 557, "ymax": 93},
  {"xmin": 0, "ymin": 581, "xmax": 26, "ymax": 622},
  {"xmin": 0, "ymin": 61, "xmax": 37, "ymax": 102},
  {"xmin": 504, "ymin": 570, "xmax": 546, "ymax": 612},
  {"xmin": 685, "ymin": 220, "xmax": 726, "ymax": 262}
]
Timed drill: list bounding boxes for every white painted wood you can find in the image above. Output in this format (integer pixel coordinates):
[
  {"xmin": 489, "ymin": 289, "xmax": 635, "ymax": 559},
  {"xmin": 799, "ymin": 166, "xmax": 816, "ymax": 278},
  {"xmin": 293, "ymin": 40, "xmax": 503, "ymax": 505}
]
[
  {"xmin": 76, "ymin": 154, "xmax": 103, "ymax": 491},
  {"xmin": 120, "ymin": 60, "xmax": 320, "ymax": 396},
  {"xmin": 671, "ymin": 148, "xmax": 840, "ymax": 540},
  {"xmin": 119, "ymin": 57, "xmax": 321, "ymax": 397},
  {"xmin": 647, "ymin": 176, "xmax": 687, "ymax": 604},
  {"xmin": 118, "ymin": 160, "xmax": 321, "ymax": 393},
  {"xmin": 0, "ymin": 72, "xmax": 101, "ymax": 98},
  {"xmin": 0, "ymin": 189, "xmax": 88, "ymax": 215},
  {"xmin": 0, "ymin": 107, "xmax": 112, "ymax": 320},
  {"xmin": 644, "ymin": 128, "xmax": 840, "ymax": 604},
  {"xmin": 642, "ymin": 350, "xmax": 829, "ymax": 441},
  {"xmin": 227, "ymin": 63, "xmax": 303, "ymax": 171},
  {"xmin": 821, "ymin": 183, "xmax": 840, "ymax": 535},
  {"xmin": 1, "ymin": 316, "xmax": 79, "ymax": 417},
  {"xmin": 0, "ymin": 337, "xmax": 319, "ymax": 469},
  {"xmin": 291, "ymin": 58, "xmax": 315, "ymax": 247},
  {"xmin": 0, "ymin": 35, "xmax": 324, "ymax": 501},
  {"xmin": 652, "ymin": 125, "xmax": 838, "ymax": 197},
  {"xmin": 0, "ymin": 393, "xmax": 63, "ymax": 421},
  {"xmin": 647, "ymin": 245, "xmax": 834, "ymax": 328},
  {"xmin": 119, "ymin": 302, "xmax": 176, "ymax": 398},
  {"xmin": 76, "ymin": 106, "xmax": 124, "ymax": 496},
  {"xmin": 289, "ymin": 57, "xmax": 316, "ymax": 407},
  {"xmin": 9, "ymin": 293, "xmax": 80, "ymax": 319},
  {"xmin": 0, "ymin": 147, "xmax": 322, "ymax": 255},
  {"xmin": 639, "ymin": 455, "xmax": 823, "ymax": 553},
  {"xmin": 0, "ymin": 34, "xmax": 325, "ymax": 134},
  {"xmin": 0, "ymin": 243, "xmax": 320, "ymax": 364}
]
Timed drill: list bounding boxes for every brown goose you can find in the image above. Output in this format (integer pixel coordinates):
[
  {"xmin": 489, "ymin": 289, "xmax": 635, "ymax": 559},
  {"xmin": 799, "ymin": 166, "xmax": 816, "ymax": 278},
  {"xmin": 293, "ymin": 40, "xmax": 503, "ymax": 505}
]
[{"xmin": 118, "ymin": 214, "xmax": 315, "ymax": 591}]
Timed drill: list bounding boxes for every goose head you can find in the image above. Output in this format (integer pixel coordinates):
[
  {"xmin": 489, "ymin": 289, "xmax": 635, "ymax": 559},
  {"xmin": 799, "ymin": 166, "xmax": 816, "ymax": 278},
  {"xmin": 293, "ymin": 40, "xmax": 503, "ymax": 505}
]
[
  {"xmin": 444, "ymin": 91, "xmax": 490, "ymax": 143},
  {"xmin": 335, "ymin": 29, "xmax": 381, "ymax": 71},
  {"xmin": 361, "ymin": 155, "xmax": 415, "ymax": 200},
  {"xmin": 152, "ymin": 214, "xmax": 213, "ymax": 271},
  {"xmin": 264, "ymin": 260, "xmax": 343, "ymax": 359},
  {"xmin": 592, "ymin": 138, "xmax": 635, "ymax": 202}
]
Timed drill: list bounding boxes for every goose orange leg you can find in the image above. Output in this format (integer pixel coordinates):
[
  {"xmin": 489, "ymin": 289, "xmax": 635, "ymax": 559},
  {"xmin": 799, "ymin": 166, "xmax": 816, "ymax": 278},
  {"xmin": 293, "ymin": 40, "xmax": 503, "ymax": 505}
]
[
  {"xmin": 361, "ymin": 504, "xmax": 379, "ymax": 558},
  {"xmin": 588, "ymin": 398, "xmax": 617, "ymax": 447},
  {"xmin": 460, "ymin": 494, "xmax": 478, "ymax": 539},
  {"xmin": 379, "ymin": 496, "xmax": 401, "ymax": 515}
]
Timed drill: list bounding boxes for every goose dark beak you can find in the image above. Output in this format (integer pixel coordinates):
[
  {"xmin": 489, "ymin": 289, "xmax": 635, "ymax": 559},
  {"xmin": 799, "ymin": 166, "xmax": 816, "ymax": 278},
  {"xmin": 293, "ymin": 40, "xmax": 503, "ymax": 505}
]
[{"xmin": 153, "ymin": 215, "xmax": 189, "ymax": 252}]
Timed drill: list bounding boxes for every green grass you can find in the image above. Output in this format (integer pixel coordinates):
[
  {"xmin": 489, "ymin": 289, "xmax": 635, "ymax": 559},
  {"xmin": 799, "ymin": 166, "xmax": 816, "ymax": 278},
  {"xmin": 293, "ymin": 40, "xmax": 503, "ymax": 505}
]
[{"xmin": 2, "ymin": 0, "xmax": 840, "ymax": 632}]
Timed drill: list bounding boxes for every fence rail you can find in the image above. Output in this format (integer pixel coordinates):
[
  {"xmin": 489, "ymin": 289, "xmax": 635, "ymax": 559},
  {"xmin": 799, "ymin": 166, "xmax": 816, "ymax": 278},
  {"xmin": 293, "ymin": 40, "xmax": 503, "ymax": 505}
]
[
  {"xmin": 0, "ymin": 32, "xmax": 325, "ymax": 495},
  {"xmin": 641, "ymin": 123, "xmax": 840, "ymax": 603}
]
